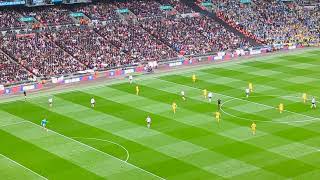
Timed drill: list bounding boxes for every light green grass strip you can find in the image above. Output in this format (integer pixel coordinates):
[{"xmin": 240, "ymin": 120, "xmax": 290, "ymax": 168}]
[{"xmin": 0, "ymin": 153, "xmax": 47, "ymax": 180}]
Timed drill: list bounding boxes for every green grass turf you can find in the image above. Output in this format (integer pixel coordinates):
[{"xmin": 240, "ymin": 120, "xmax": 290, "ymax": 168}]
[{"xmin": 1, "ymin": 49, "xmax": 320, "ymax": 179}]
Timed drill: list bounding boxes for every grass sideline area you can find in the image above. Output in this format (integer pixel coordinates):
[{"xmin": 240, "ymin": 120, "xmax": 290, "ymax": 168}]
[{"xmin": 0, "ymin": 49, "xmax": 320, "ymax": 179}]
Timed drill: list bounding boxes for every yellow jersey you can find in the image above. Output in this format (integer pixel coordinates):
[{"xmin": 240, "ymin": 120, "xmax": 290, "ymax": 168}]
[
  {"xmin": 251, "ymin": 123, "xmax": 256, "ymax": 130},
  {"xmin": 215, "ymin": 112, "xmax": 221, "ymax": 119},
  {"xmin": 249, "ymin": 83, "xmax": 253, "ymax": 89},
  {"xmin": 192, "ymin": 74, "xmax": 196, "ymax": 81},
  {"xmin": 203, "ymin": 89, "xmax": 208, "ymax": 96},
  {"xmin": 172, "ymin": 103, "xmax": 177, "ymax": 109},
  {"xmin": 279, "ymin": 103, "xmax": 284, "ymax": 110},
  {"xmin": 303, "ymin": 93, "xmax": 307, "ymax": 99},
  {"xmin": 136, "ymin": 86, "xmax": 139, "ymax": 91}
]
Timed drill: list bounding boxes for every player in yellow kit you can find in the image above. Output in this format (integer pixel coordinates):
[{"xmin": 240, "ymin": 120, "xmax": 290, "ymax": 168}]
[
  {"xmin": 302, "ymin": 93, "xmax": 307, "ymax": 103},
  {"xmin": 251, "ymin": 122, "xmax": 256, "ymax": 135},
  {"xmin": 172, "ymin": 102, "xmax": 177, "ymax": 114},
  {"xmin": 278, "ymin": 103, "xmax": 284, "ymax": 113},
  {"xmin": 136, "ymin": 85, "xmax": 139, "ymax": 95},
  {"xmin": 215, "ymin": 111, "xmax": 221, "ymax": 125},
  {"xmin": 249, "ymin": 82, "xmax": 253, "ymax": 92},
  {"xmin": 203, "ymin": 89, "xmax": 208, "ymax": 99},
  {"xmin": 192, "ymin": 74, "xmax": 196, "ymax": 83}
]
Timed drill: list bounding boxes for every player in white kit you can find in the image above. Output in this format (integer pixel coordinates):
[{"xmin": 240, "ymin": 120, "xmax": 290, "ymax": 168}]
[
  {"xmin": 146, "ymin": 115, "xmax": 152, "ymax": 128},
  {"xmin": 129, "ymin": 75, "xmax": 133, "ymax": 84},
  {"xmin": 245, "ymin": 88, "xmax": 250, "ymax": 98},
  {"xmin": 48, "ymin": 97, "xmax": 53, "ymax": 107},
  {"xmin": 91, "ymin": 97, "xmax": 95, "ymax": 108},
  {"xmin": 181, "ymin": 91, "xmax": 186, "ymax": 101},
  {"xmin": 311, "ymin": 97, "xmax": 316, "ymax": 109},
  {"xmin": 208, "ymin": 92, "xmax": 213, "ymax": 102}
]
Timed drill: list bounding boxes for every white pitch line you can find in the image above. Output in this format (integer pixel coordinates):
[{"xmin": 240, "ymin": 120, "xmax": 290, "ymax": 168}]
[
  {"xmin": 0, "ymin": 121, "xmax": 28, "ymax": 128},
  {"xmin": 71, "ymin": 137, "xmax": 130, "ymax": 162},
  {"xmin": 0, "ymin": 153, "xmax": 48, "ymax": 180},
  {"xmin": 220, "ymin": 95, "xmax": 320, "ymax": 124},
  {"xmin": 24, "ymin": 121, "xmax": 166, "ymax": 180},
  {"xmin": 155, "ymin": 78, "xmax": 320, "ymax": 123}
]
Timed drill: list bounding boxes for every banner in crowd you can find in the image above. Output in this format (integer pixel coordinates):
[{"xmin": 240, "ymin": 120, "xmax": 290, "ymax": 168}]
[
  {"xmin": 64, "ymin": 77, "xmax": 81, "ymax": 84},
  {"xmin": 106, "ymin": 66, "xmax": 145, "ymax": 78},
  {"xmin": 1, "ymin": 83, "xmax": 43, "ymax": 95},
  {"xmin": 63, "ymin": 75, "xmax": 95, "ymax": 84},
  {"xmin": 169, "ymin": 61, "xmax": 183, "ymax": 67},
  {"xmin": 1, "ymin": 43, "xmax": 304, "ymax": 96},
  {"xmin": 51, "ymin": 76, "xmax": 64, "ymax": 84},
  {"xmin": 0, "ymin": 0, "xmax": 25, "ymax": 6},
  {"xmin": 0, "ymin": 85, "xmax": 4, "ymax": 95}
]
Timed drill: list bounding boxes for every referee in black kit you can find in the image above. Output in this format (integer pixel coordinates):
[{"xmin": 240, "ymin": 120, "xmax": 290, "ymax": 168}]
[{"xmin": 217, "ymin": 99, "xmax": 222, "ymax": 110}]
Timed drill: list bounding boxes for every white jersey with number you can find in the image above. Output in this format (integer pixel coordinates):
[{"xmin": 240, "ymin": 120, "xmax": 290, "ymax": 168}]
[
  {"xmin": 208, "ymin": 92, "xmax": 213, "ymax": 98},
  {"xmin": 91, "ymin": 98, "xmax": 95, "ymax": 104}
]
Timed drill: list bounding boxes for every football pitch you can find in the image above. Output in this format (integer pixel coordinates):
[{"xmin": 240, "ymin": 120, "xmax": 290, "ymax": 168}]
[{"xmin": 1, "ymin": 49, "xmax": 320, "ymax": 180}]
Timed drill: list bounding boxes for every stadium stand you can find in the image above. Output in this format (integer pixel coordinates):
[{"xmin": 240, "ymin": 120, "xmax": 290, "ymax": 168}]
[
  {"xmin": 0, "ymin": 51, "xmax": 31, "ymax": 85},
  {"xmin": 96, "ymin": 21, "xmax": 177, "ymax": 63},
  {"xmin": 214, "ymin": 0, "xmax": 319, "ymax": 44},
  {"xmin": 0, "ymin": 9, "xmax": 24, "ymax": 30},
  {"xmin": 0, "ymin": 33, "xmax": 86, "ymax": 77},
  {"xmin": 0, "ymin": 0, "xmax": 318, "ymax": 86},
  {"xmin": 20, "ymin": 6, "xmax": 74, "ymax": 26}
]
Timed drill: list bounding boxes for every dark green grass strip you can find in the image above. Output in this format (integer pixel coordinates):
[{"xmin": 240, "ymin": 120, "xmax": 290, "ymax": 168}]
[
  {"xmin": 241, "ymin": 60, "xmax": 318, "ymax": 75},
  {"xmin": 0, "ymin": 100, "xmax": 220, "ymax": 179},
  {"xmin": 0, "ymin": 129, "xmax": 103, "ymax": 180},
  {"xmin": 282, "ymin": 55, "xmax": 320, "ymax": 65},
  {"xmin": 201, "ymin": 67, "xmax": 318, "ymax": 90}
]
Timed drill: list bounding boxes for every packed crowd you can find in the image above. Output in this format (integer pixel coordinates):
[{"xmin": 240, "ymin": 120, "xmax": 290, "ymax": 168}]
[
  {"xmin": 215, "ymin": 0, "xmax": 319, "ymax": 44},
  {"xmin": 159, "ymin": 0, "xmax": 194, "ymax": 14},
  {"xmin": 97, "ymin": 21, "xmax": 177, "ymax": 63},
  {"xmin": 0, "ymin": 33, "xmax": 86, "ymax": 78},
  {"xmin": 294, "ymin": 4, "xmax": 319, "ymax": 43},
  {"xmin": 0, "ymin": 0, "xmax": 318, "ymax": 85},
  {"xmin": 142, "ymin": 16, "xmax": 249, "ymax": 55},
  {"xmin": 0, "ymin": 10, "xmax": 24, "ymax": 30},
  {"xmin": 71, "ymin": 2, "xmax": 119, "ymax": 21},
  {"xmin": 51, "ymin": 26, "xmax": 130, "ymax": 70},
  {"xmin": 0, "ymin": 51, "xmax": 31, "ymax": 85},
  {"xmin": 0, "ymin": 0, "xmax": 196, "ymax": 30},
  {"xmin": 20, "ymin": 6, "xmax": 74, "ymax": 26}
]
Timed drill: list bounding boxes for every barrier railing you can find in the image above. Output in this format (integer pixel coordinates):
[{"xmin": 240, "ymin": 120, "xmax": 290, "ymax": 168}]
[{"xmin": 0, "ymin": 43, "xmax": 316, "ymax": 96}]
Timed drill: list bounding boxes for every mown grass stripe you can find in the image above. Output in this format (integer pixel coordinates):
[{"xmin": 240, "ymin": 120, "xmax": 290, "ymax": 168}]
[
  {"xmin": 0, "ymin": 129, "xmax": 103, "ymax": 180},
  {"xmin": 0, "ymin": 153, "xmax": 47, "ymax": 180},
  {"xmin": 56, "ymin": 91, "xmax": 225, "ymax": 179},
  {"xmin": 108, "ymin": 81, "xmax": 318, "ymax": 177},
  {"xmin": 0, "ymin": 102, "xmax": 165, "ymax": 179}
]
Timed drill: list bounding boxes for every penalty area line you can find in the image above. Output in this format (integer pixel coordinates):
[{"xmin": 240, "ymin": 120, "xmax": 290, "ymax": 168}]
[
  {"xmin": 0, "ymin": 153, "xmax": 48, "ymax": 180},
  {"xmin": 155, "ymin": 78, "xmax": 320, "ymax": 124},
  {"xmin": 24, "ymin": 121, "xmax": 166, "ymax": 180},
  {"xmin": 71, "ymin": 137, "xmax": 130, "ymax": 162}
]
